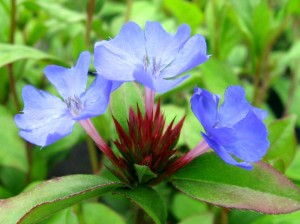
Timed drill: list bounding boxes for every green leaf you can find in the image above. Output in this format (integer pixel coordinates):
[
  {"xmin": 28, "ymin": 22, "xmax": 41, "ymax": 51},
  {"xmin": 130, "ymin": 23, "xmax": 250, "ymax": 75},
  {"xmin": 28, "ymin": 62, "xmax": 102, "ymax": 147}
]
[
  {"xmin": 200, "ymin": 58, "xmax": 239, "ymax": 95},
  {"xmin": 0, "ymin": 185, "xmax": 14, "ymax": 199},
  {"xmin": 162, "ymin": 104, "xmax": 204, "ymax": 149},
  {"xmin": 171, "ymin": 193, "xmax": 207, "ymax": 221},
  {"xmin": 179, "ymin": 213, "xmax": 213, "ymax": 224},
  {"xmin": 34, "ymin": 1, "xmax": 85, "ymax": 23},
  {"xmin": 251, "ymin": 1, "xmax": 272, "ymax": 54},
  {"xmin": 0, "ymin": 106, "xmax": 28, "ymax": 173},
  {"xmin": 81, "ymin": 202, "xmax": 125, "ymax": 224},
  {"xmin": 266, "ymin": 116, "xmax": 297, "ymax": 171},
  {"xmin": 0, "ymin": 44, "xmax": 59, "ymax": 68},
  {"xmin": 250, "ymin": 210, "xmax": 300, "ymax": 224},
  {"xmin": 39, "ymin": 207, "xmax": 79, "ymax": 224},
  {"xmin": 286, "ymin": 147, "xmax": 300, "ymax": 184},
  {"xmin": 0, "ymin": 175, "xmax": 124, "ymax": 224},
  {"xmin": 114, "ymin": 186, "xmax": 167, "ymax": 224},
  {"xmin": 163, "ymin": 0, "xmax": 203, "ymax": 31},
  {"xmin": 134, "ymin": 164, "xmax": 157, "ymax": 184},
  {"xmin": 110, "ymin": 82, "xmax": 144, "ymax": 132},
  {"xmin": 171, "ymin": 153, "xmax": 300, "ymax": 214}
]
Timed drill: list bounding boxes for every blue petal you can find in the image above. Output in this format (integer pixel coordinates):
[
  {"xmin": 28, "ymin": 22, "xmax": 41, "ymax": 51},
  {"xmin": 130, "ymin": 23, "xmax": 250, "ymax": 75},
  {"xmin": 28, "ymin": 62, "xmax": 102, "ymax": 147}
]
[
  {"xmin": 93, "ymin": 73, "xmax": 123, "ymax": 91},
  {"xmin": 145, "ymin": 22, "xmax": 191, "ymax": 68},
  {"xmin": 74, "ymin": 75, "xmax": 112, "ymax": 120},
  {"xmin": 190, "ymin": 87, "xmax": 219, "ymax": 131},
  {"xmin": 134, "ymin": 67, "xmax": 189, "ymax": 93},
  {"xmin": 94, "ymin": 22, "xmax": 145, "ymax": 82},
  {"xmin": 218, "ymin": 86, "xmax": 267, "ymax": 127},
  {"xmin": 95, "ymin": 22, "xmax": 145, "ymax": 60},
  {"xmin": 14, "ymin": 85, "xmax": 75, "ymax": 147},
  {"xmin": 44, "ymin": 51, "xmax": 90, "ymax": 99},
  {"xmin": 202, "ymin": 133, "xmax": 253, "ymax": 170},
  {"xmin": 160, "ymin": 34, "xmax": 208, "ymax": 78},
  {"xmin": 17, "ymin": 85, "xmax": 66, "ymax": 117},
  {"xmin": 224, "ymin": 111, "xmax": 269, "ymax": 162},
  {"xmin": 94, "ymin": 45, "xmax": 141, "ymax": 81},
  {"xmin": 208, "ymin": 127, "xmax": 237, "ymax": 146},
  {"xmin": 18, "ymin": 115, "xmax": 75, "ymax": 147}
]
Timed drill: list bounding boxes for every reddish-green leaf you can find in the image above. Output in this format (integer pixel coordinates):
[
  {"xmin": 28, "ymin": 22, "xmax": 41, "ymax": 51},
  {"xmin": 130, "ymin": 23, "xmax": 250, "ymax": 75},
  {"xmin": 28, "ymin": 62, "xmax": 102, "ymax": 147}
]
[
  {"xmin": 171, "ymin": 153, "xmax": 300, "ymax": 214},
  {"xmin": 0, "ymin": 175, "xmax": 124, "ymax": 224}
]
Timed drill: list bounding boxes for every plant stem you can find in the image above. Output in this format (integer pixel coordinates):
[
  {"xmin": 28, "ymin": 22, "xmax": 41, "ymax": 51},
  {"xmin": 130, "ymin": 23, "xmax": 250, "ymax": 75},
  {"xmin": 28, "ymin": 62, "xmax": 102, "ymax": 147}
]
[
  {"xmin": 253, "ymin": 17, "xmax": 289, "ymax": 106},
  {"xmin": 7, "ymin": 64, "xmax": 20, "ymax": 111},
  {"xmin": 85, "ymin": 0, "xmax": 95, "ymax": 48},
  {"xmin": 9, "ymin": 0, "xmax": 33, "ymax": 184},
  {"xmin": 134, "ymin": 206, "xmax": 151, "ymax": 224},
  {"xmin": 284, "ymin": 18, "xmax": 299, "ymax": 116},
  {"xmin": 220, "ymin": 207, "xmax": 229, "ymax": 224},
  {"xmin": 124, "ymin": 0, "xmax": 133, "ymax": 22},
  {"xmin": 86, "ymin": 136, "xmax": 98, "ymax": 174},
  {"xmin": 7, "ymin": 0, "xmax": 20, "ymax": 111},
  {"xmin": 9, "ymin": 0, "xmax": 15, "ymax": 43},
  {"xmin": 25, "ymin": 142, "xmax": 32, "ymax": 184}
]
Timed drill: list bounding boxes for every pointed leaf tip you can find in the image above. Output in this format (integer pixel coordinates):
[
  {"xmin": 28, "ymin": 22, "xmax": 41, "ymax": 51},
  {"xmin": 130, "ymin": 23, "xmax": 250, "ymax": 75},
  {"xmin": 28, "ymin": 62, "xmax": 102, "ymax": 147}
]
[{"xmin": 171, "ymin": 153, "xmax": 300, "ymax": 214}]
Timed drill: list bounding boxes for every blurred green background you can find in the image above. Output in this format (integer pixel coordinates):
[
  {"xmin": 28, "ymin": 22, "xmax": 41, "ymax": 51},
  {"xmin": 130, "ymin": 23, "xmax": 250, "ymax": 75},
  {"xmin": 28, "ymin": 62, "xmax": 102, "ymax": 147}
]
[{"xmin": 0, "ymin": 0, "xmax": 300, "ymax": 223}]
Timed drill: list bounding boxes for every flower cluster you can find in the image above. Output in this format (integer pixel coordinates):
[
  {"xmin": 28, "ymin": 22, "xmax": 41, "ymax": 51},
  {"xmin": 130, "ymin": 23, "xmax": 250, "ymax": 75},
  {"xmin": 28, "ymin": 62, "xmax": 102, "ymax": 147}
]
[{"xmin": 15, "ymin": 21, "xmax": 269, "ymax": 186}]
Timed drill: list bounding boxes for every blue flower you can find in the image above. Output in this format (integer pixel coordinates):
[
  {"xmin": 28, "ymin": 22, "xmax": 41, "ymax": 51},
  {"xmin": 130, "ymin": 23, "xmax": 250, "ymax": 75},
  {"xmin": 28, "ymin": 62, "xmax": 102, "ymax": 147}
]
[
  {"xmin": 191, "ymin": 86, "xmax": 269, "ymax": 169},
  {"xmin": 15, "ymin": 51, "xmax": 112, "ymax": 147},
  {"xmin": 94, "ymin": 21, "xmax": 208, "ymax": 93}
]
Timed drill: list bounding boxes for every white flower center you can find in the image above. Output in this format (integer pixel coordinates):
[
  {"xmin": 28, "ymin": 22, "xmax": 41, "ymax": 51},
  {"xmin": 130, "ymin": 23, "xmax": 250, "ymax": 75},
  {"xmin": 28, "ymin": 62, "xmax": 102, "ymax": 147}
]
[
  {"xmin": 143, "ymin": 55, "xmax": 161, "ymax": 78},
  {"xmin": 65, "ymin": 95, "xmax": 83, "ymax": 116}
]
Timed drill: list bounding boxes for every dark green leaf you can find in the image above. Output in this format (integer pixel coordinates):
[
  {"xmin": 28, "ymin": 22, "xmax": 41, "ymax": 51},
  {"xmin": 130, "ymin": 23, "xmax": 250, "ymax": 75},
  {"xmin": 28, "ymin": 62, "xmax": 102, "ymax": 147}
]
[
  {"xmin": 134, "ymin": 164, "xmax": 157, "ymax": 184},
  {"xmin": 0, "ymin": 175, "xmax": 124, "ymax": 224},
  {"xmin": 114, "ymin": 186, "xmax": 167, "ymax": 224},
  {"xmin": 171, "ymin": 153, "xmax": 300, "ymax": 214}
]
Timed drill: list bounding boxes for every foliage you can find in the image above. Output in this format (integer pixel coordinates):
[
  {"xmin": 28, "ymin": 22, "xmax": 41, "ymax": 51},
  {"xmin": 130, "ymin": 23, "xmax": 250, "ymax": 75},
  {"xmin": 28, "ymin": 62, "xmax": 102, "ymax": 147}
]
[{"xmin": 0, "ymin": 0, "xmax": 299, "ymax": 223}]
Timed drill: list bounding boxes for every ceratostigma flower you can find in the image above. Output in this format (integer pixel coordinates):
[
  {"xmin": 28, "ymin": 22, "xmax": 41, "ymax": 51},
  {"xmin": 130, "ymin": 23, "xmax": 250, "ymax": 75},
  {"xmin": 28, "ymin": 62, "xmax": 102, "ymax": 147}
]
[
  {"xmin": 15, "ymin": 51, "xmax": 112, "ymax": 147},
  {"xmin": 94, "ymin": 21, "xmax": 208, "ymax": 94},
  {"xmin": 173, "ymin": 86, "xmax": 269, "ymax": 170}
]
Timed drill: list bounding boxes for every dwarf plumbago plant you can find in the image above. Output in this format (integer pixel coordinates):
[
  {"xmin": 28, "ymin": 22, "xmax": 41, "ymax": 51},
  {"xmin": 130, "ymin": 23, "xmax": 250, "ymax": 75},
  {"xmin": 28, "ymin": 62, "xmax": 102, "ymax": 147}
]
[{"xmin": 4, "ymin": 21, "xmax": 300, "ymax": 224}]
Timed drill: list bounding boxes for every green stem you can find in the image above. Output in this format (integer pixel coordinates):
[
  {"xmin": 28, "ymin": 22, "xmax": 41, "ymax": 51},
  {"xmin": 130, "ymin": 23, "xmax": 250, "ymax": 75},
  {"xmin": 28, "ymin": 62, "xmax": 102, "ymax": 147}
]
[
  {"xmin": 9, "ymin": 0, "xmax": 15, "ymax": 43},
  {"xmin": 25, "ymin": 142, "xmax": 33, "ymax": 184},
  {"xmin": 124, "ymin": 0, "xmax": 133, "ymax": 22},
  {"xmin": 284, "ymin": 18, "xmax": 299, "ymax": 116},
  {"xmin": 86, "ymin": 136, "xmax": 98, "ymax": 174},
  {"xmin": 253, "ymin": 16, "xmax": 289, "ymax": 106},
  {"xmin": 9, "ymin": 0, "xmax": 33, "ymax": 184},
  {"xmin": 134, "ymin": 206, "xmax": 150, "ymax": 224},
  {"xmin": 220, "ymin": 207, "xmax": 229, "ymax": 224},
  {"xmin": 85, "ymin": 0, "xmax": 95, "ymax": 48},
  {"xmin": 8, "ymin": 0, "xmax": 20, "ymax": 111}
]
